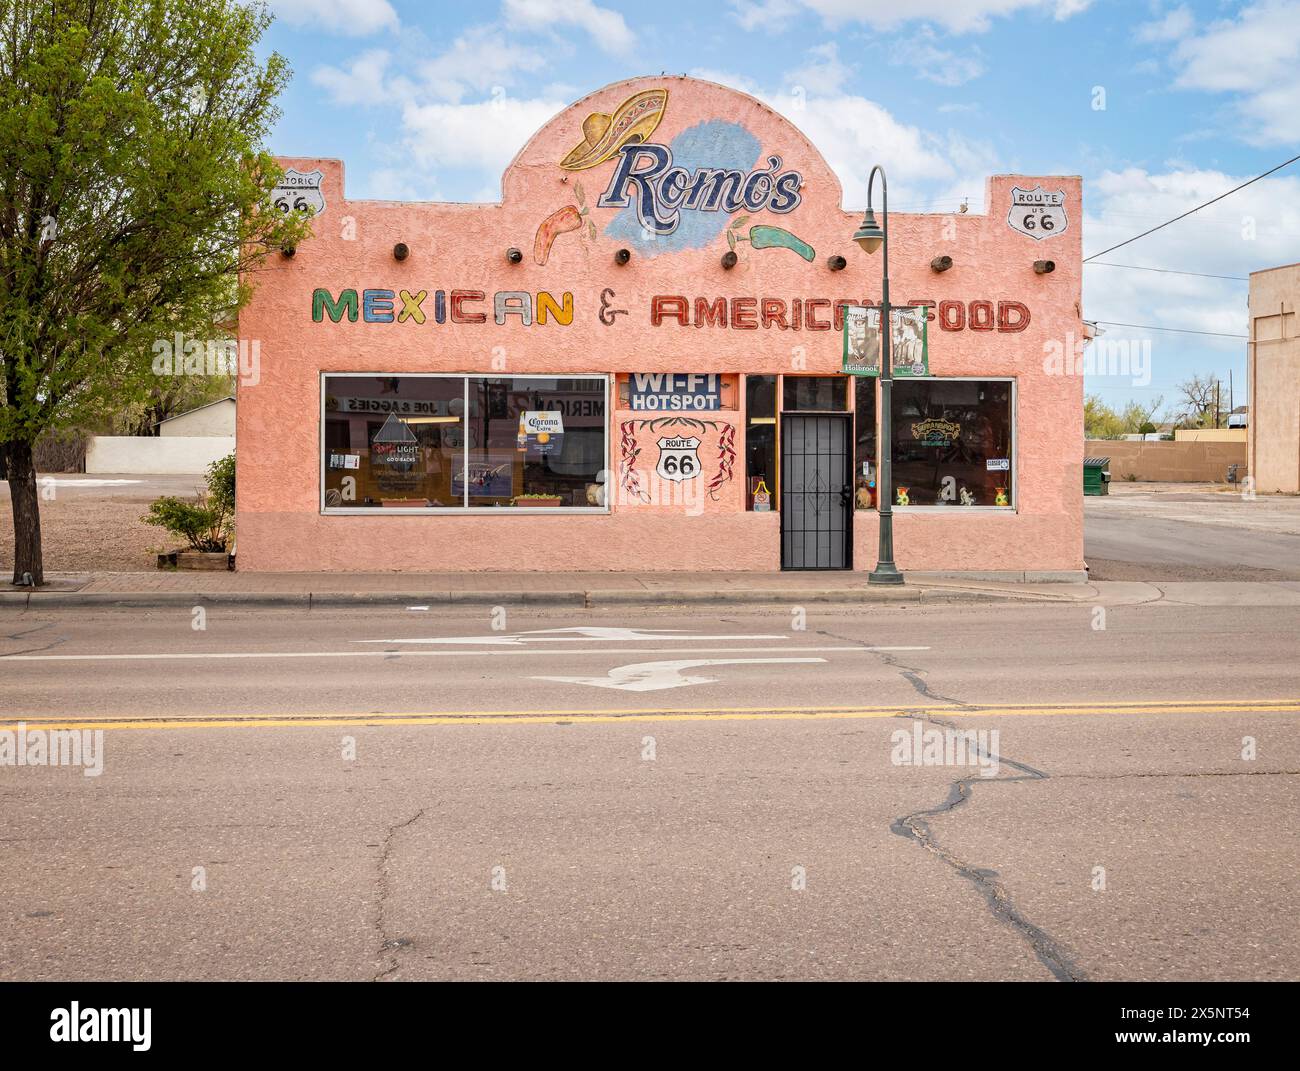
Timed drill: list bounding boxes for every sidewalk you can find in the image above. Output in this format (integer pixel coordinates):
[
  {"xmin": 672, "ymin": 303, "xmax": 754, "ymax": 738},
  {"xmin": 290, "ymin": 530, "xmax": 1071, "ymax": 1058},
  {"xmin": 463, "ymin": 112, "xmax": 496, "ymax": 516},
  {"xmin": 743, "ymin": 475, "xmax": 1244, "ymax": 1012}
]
[{"xmin": 5, "ymin": 570, "xmax": 1300, "ymax": 609}]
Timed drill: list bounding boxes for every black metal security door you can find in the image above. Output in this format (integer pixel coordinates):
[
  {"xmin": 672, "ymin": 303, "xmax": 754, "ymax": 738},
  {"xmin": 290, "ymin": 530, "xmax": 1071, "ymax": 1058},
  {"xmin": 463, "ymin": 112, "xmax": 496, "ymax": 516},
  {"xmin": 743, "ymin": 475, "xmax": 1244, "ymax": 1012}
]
[{"xmin": 780, "ymin": 413, "xmax": 852, "ymax": 570}]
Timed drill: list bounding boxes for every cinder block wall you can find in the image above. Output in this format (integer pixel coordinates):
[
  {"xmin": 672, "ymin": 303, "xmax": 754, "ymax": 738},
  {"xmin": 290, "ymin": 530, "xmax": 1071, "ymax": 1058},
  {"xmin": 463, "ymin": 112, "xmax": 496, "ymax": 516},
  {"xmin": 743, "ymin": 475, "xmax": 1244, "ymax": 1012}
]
[{"xmin": 1084, "ymin": 440, "xmax": 1247, "ymax": 482}]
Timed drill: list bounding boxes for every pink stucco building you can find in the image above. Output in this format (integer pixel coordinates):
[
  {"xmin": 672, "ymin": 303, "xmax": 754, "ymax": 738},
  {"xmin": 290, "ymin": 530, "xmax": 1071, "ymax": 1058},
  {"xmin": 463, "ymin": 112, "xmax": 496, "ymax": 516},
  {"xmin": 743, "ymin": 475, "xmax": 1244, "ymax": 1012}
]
[{"xmin": 236, "ymin": 76, "xmax": 1084, "ymax": 576}]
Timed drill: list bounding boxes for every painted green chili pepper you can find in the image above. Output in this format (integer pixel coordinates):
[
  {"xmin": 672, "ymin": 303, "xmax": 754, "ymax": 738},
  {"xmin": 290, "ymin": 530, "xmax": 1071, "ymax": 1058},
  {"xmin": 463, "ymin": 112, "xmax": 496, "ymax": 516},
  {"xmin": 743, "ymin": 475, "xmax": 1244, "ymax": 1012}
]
[{"xmin": 748, "ymin": 225, "xmax": 815, "ymax": 261}]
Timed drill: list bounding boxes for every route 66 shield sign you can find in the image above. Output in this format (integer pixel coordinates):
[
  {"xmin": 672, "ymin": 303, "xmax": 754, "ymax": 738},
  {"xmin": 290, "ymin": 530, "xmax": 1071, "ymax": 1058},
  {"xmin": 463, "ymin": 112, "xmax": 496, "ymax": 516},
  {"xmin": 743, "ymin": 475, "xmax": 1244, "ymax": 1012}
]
[
  {"xmin": 656, "ymin": 436, "xmax": 701, "ymax": 482},
  {"xmin": 1008, "ymin": 185, "xmax": 1066, "ymax": 240},
  {"xmin": 273, "ymin": 168, "xmax": 326, "ymax": 218}
]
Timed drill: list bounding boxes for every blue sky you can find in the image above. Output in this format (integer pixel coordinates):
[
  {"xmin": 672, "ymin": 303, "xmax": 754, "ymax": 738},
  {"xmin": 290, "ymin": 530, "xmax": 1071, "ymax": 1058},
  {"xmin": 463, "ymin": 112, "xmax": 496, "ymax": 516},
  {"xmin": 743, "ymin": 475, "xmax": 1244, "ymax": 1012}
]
[{"xmin": 258, "ymin": 0, "xmax": 1300, "ymax": 417}]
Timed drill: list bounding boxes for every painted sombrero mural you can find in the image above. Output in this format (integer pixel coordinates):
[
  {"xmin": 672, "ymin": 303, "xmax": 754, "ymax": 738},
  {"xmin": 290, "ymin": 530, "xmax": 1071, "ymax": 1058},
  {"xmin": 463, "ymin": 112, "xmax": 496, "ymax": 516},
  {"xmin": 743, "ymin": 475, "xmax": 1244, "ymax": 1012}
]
[{"xmin": 559, "ymin": 89, "xmax": 668, "ymax": 171}]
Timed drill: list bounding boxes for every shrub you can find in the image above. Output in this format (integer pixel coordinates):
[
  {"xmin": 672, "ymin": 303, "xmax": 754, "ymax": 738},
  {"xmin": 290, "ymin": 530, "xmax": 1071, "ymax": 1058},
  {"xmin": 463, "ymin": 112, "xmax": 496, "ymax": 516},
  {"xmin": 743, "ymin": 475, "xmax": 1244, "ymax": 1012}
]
[
  {"xmin": 207, "ymin": 453, "xmax": 235, "ymax": 515},
  {"xmin": 142, "ymin": 453, "xmax": 235, "ymax": 552}
]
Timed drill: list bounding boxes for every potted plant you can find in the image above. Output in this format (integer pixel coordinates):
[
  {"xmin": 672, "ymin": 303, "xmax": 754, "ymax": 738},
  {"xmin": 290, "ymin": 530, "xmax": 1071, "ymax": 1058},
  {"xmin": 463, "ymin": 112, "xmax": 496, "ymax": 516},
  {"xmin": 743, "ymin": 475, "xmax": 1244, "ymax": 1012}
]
[
  {"xmin": 144, "ymin": 453, "xmax": 235, "ymax": 569},
  {"xmin": 512, "ymin": 493, "xmax": 563, "ymax": 507}
]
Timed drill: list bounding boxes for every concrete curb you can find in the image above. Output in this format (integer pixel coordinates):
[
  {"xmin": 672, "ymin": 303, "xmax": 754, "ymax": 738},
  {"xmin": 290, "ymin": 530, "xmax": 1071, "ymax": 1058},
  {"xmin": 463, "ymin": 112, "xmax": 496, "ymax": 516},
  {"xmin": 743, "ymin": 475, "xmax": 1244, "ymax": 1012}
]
[{"xmin": 0, "ymin": 585, "xmax": 1071, "ymax": 610}]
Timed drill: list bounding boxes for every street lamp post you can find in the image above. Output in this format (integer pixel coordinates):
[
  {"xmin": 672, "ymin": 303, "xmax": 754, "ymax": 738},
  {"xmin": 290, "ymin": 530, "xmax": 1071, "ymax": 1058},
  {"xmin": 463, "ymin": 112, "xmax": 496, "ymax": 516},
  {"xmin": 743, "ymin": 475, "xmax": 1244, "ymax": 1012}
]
[{"xmin": 853, "ymin": 166, "xmax": 904, "ymax": 585}]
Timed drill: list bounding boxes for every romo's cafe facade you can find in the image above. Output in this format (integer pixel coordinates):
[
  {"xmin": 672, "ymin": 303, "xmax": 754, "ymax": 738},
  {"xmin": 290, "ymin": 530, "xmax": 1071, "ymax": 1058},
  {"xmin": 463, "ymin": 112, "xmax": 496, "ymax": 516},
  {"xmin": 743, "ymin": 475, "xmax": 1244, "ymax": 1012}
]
[{"xmin": 236, "ymin": 76, "xmax": 1084, "ymax": 576}]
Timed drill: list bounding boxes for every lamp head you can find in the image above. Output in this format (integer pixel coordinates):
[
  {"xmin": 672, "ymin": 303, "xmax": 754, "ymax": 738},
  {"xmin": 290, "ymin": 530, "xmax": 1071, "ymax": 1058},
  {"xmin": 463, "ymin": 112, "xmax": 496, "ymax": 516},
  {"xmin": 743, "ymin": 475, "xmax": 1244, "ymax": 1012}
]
[{"xmin": 853, "ymin": 209, "xmax": 884, "ymax": 254}]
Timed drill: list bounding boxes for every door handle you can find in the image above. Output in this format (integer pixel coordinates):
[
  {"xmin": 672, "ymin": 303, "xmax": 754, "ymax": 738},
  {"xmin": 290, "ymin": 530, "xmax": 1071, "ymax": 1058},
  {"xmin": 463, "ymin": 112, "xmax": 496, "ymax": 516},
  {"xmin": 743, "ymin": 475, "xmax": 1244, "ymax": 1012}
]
[{"xmin": 839, "ymin": 486, "xmax": 851, "ymax": 508}]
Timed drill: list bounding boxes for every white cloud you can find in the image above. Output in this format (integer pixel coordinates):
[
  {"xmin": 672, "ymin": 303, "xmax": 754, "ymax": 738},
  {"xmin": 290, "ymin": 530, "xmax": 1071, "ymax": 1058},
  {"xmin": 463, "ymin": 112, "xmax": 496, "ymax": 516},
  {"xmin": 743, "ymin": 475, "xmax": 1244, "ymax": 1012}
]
[
  {"xmin": 501, "ymin": 0, "xmax": 635, "ymax": 54},
  {"xmin": 731, "ymin": 0, "xmax": 1090, "ymax": 34},
  {"xmin": 692, "ymin": 49, "xmax": 1000, "ymax": 211},
  {"xmin": 727, "ymin": 0, "xmax": 803, "ymax": 31},
  {"xmin": 784, "ymin": 42, "xmax": 854, "ymax": 96},
  {"xmin": 400, "ymin": 96, "xmax": 567, "ymax": 176},
  {"xmin": 1083, "ymin": 167, "xmax": 1300, "ymax": 359},
  {"xmin": 1156, "ymin": 1, "xmax": 1300, "ymax": 144},
  {"xmin": 420, "ymin": 25, "xmax": 548, "ymax": 102},
  {"xmin": 269, "ymin": 0, "xmax": 398, "ymax": 36},
  {"xmin": 311, "ymin": 49, "xmax": 402, "ymax": 106},
  {"xmin": 1136, "ymin": 5, "xmax": 1193, "ymax": 43},
  {"xmin": 889, "ymin": 31, "xmax": 985, "ymax": 86},
  {"xmin": 313, "ymin": 25, "xmax": 548, "ymax": 108}
]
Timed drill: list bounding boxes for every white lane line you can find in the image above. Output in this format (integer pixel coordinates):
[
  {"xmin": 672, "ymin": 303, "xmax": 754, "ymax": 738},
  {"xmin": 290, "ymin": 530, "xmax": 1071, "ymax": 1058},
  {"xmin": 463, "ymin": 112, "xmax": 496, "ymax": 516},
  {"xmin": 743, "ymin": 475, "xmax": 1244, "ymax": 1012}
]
[
  {"xmin": 0, "ymin": 645, "xmax": 930, "ymax": 663},
  {"xmin": 356, "ymin": 634, "xmax": 789, "ymax": 646},
  {"xmin": 354, "ymin": 627, "xmax": 785, "ymax": 646},
  {"xmin": 535, "ymin": 658, "xmax": 827, "ymax": 692}
]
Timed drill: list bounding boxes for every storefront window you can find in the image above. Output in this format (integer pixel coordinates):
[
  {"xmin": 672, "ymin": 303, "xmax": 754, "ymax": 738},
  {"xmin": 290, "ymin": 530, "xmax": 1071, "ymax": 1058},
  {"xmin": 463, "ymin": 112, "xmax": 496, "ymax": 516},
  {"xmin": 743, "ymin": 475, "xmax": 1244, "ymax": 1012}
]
[
  {"xmin": 783, "ymin": 375, "xmax": 848, "ymax": 411},
  {"xmin": 854, "ymin": 378, "xmax": 877, "ymax": 509},
  {"xmin": 745, "ymin": 375, "xmax": 777, "ymax": 511},
  {"xmin": 890, "ymin": 379, "xmax": 1014, "ymax": 508},
  {"xmin": 322, "ymin": 375, "xmax": 608, "ymax": 510}
]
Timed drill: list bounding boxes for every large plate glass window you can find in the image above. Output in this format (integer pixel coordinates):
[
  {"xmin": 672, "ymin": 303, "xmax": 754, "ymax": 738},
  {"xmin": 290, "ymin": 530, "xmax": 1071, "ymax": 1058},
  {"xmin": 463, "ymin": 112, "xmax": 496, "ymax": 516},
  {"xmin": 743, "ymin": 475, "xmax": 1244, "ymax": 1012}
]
[
  {"xmin": 890, "ymin": 379, "xmax": 1014, "ymax": 508},
  {"xmin": 322, "ymin": 375, "xmax": 608, "ymax": 511}
]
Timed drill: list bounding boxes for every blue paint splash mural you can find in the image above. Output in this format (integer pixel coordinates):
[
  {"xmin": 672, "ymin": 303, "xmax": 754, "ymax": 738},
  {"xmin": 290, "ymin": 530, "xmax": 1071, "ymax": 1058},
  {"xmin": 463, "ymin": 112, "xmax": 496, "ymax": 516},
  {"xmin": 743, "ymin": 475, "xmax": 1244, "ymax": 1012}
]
[{"xmin": 603, "ymin": 120, "xmax": 761, "ymax": 258}]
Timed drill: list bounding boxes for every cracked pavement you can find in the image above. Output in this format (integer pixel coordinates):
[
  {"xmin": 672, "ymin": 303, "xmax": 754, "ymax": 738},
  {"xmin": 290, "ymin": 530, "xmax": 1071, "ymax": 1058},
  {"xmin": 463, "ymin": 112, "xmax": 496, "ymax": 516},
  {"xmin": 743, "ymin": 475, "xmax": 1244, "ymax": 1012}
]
[{"xmin": 0, "ymin": 601, "xmax": 1297, "ymax": 980}]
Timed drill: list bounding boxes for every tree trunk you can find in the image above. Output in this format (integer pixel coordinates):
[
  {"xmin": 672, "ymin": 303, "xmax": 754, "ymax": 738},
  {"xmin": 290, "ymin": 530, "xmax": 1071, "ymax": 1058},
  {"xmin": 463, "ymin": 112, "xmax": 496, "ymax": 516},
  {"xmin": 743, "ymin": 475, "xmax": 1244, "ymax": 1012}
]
[{"xmin": 4, "ymin": 439, "xmax": 44, "ymax": 586}]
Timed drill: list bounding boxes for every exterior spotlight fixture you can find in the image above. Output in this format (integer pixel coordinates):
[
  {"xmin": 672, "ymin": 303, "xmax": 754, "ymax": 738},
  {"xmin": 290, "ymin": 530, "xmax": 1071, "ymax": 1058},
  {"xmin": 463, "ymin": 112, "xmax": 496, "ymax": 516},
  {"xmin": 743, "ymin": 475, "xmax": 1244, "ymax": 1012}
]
[
  {"xmin": 930, "ymin": 255, "xmax": 952, "ymax": 272},
  {"xmin": 826, "ymin": 254, "xmax": 846, "ymax": 271},
  {"xmin": 853, "ymin": 164, "xmax": 903, "ymax": 586},
  {"xmin": 721, "ymin": 250, "xmax": 738, "ymax": 269},
  {"xmin": 1034, "ymin": 259, "xmax": 1056, "ymax": 274},
  {"xmin": 393, "ymin": 242, "xmax": 409, "ymax": 261},
  {"xmin": 280, "ymin": 245, "xmax": 295, "ymax": 258},
  {"xmin": 852, "ymin": 208, "xmax": 884, "ymax": 255},
  {"xmin": 506, "ymin": 247, "xmax": 523, "ymax": 264},
  {"xmin": 614, "ymin": 247, "xmax": 631, "ymax": 265}
]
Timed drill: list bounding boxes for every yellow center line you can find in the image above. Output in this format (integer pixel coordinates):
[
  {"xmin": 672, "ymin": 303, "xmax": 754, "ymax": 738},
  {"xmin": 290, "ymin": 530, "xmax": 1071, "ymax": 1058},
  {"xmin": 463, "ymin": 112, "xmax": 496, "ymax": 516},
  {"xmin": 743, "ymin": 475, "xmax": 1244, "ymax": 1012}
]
[{"xmin": 4, "ymin": 699, "xmax": 1298, "ymax": 732}]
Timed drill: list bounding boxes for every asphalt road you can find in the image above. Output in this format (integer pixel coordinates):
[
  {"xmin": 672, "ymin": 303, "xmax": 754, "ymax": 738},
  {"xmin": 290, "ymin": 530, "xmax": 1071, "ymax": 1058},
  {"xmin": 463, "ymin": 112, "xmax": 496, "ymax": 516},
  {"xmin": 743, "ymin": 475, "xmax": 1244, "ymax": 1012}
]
[
  {"xmin": 1, "ymin": 601, "xmax": 1297, "ymax": 981},
  {"xmin": 1085, "ymin": 489, "xmax": 1300, "ymax": 581}
]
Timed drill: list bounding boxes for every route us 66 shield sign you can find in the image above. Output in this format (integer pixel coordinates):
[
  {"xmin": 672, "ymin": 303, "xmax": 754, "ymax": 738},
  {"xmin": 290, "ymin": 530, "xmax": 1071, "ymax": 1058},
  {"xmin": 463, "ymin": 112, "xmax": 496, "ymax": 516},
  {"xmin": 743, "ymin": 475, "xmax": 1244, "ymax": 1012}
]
[
  {"xmin": 656, "ymin": 435, "xmax": 701, "ymax": 481},
  {"xmin": 273, "ymin": 168, "xmax": 326, "ymax": 218},
  {"xmin": 1008, "ymin": 185, "xmax": 1066, "ymax": 240}
]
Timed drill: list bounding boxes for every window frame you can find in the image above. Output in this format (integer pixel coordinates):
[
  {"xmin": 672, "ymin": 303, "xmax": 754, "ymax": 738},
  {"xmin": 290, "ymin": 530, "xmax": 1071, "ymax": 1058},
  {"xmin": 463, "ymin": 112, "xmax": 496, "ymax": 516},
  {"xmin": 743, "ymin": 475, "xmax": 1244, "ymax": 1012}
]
[
  {"xmin": 319, "ymin": 371, "xmax": 612, "ymax": 516},
  {"xmin": 887, "ymin": 376, "xmax": 1018, "ymax": 513}
]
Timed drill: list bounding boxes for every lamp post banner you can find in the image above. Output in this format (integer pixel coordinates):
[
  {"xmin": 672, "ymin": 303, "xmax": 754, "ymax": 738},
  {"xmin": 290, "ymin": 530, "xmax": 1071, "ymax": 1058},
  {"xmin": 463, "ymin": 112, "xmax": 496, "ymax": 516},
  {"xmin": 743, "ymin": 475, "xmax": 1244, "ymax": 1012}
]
[
  {"xmin": 890, "ymin": 306, "xmax": 929, "ymax": 378},
  {"xmin": 842, "ymin": 304, "xmax": 881, "ymax": 376}
]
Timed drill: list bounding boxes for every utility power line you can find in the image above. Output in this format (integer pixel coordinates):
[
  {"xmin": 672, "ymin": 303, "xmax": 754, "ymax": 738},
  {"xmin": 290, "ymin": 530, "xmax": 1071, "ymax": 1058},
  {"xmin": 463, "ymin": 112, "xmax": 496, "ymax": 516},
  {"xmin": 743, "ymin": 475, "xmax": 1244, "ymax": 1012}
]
[
  {"xmin": 1083, "ymin": 151, "xmax": 1300, "ymax": 262},
  {"xmin": 1094, "ymin": 320, "xmax": 1247, "ymax": 339},
  {"xmin": 1087, "ymin": 261, "xmax": 1248, "ymax": 281}
]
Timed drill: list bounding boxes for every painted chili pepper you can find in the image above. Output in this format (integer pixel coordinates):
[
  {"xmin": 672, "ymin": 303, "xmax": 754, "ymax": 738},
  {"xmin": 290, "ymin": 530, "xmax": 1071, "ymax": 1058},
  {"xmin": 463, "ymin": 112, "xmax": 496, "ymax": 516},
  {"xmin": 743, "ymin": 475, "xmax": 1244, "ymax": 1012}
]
[
  {"xmin": 747, "ymin": 224, "xmax": 815, "ymax": 261},
  {"xmin": 534, "ymin": 204, "xmax": 584, "ymax": 265}
]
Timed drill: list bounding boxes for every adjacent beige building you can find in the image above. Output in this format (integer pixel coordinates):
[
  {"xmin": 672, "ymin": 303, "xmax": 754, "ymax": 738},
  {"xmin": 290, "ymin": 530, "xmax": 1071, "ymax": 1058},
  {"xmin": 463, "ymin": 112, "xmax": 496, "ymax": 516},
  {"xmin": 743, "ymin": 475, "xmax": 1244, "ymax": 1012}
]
[{"xmin": 1248, "ymin": 264, "xmax": 1300, "ymax": 493}]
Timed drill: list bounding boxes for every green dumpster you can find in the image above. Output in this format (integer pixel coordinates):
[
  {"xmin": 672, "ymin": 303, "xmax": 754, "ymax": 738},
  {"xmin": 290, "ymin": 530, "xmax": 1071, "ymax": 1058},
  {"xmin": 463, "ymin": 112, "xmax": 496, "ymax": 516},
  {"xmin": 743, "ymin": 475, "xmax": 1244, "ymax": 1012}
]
[{"xmin": 1083, "ymin": 457, "xmax": 1110, "ymax": 496}]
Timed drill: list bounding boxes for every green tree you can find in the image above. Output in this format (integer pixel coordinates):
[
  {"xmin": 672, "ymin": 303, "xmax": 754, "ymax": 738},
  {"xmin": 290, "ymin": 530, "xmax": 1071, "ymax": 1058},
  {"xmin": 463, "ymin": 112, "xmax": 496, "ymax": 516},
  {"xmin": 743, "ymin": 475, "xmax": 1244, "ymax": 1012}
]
[
  {"xmin": 1084, "ymin": 395, "xmax": 1126, "ymax": 439},
  {"xmin": 0, "ymin": 0, "xmax": 311, "ymax": 584}
]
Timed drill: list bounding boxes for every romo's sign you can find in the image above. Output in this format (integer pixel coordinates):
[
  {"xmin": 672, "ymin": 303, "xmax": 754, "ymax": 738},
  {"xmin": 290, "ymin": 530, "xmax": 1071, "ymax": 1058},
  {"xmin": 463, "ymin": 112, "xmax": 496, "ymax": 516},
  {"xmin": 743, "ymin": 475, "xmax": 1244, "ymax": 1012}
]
[{"xmin": 597, "ymin": 148, "xmax": 802, "ymax": 236}]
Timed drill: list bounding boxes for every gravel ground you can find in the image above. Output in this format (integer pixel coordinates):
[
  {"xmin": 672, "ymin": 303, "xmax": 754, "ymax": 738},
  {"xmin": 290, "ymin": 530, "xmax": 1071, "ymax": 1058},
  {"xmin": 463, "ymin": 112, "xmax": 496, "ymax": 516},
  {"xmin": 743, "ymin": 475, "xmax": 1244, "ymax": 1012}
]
[{"xmin": 0, "ymin": 474, "xmax": 202, "ymax": 573}]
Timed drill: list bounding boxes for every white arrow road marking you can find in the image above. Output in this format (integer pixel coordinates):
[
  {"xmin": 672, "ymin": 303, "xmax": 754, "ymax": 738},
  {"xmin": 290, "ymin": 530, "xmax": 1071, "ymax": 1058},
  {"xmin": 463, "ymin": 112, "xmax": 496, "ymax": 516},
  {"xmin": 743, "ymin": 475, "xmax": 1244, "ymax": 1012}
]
[
  {"xmin": 533, "ymin": 657, "xmax": 829, "ymax": 692},
  {"xmin": 356, "ymin": 626, "xmax": 787, "ymax": 646}
]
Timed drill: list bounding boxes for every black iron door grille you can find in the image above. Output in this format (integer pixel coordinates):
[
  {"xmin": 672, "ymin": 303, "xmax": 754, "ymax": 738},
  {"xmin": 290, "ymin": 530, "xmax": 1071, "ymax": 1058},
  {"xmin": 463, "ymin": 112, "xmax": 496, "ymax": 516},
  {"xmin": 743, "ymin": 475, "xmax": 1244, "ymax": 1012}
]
[{"xmin": 780, "ymin": 413, "xmax": 852, "ymax": 570}]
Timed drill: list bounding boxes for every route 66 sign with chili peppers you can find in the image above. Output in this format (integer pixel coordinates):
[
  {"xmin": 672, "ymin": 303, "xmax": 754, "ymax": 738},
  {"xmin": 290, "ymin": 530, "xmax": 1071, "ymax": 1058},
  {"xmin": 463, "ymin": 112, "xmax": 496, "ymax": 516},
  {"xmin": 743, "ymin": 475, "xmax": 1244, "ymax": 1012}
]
[
  {"xmin": 1008, "ymin": 185, "xmax": 1066, "ymax": 240},
  {"xmin": 655, "ymin": 436, "xmax": 701, "ymax": 482},
  {"xmin": 273, "ymin": 169, "xmax": 326, "ymax": 218}
]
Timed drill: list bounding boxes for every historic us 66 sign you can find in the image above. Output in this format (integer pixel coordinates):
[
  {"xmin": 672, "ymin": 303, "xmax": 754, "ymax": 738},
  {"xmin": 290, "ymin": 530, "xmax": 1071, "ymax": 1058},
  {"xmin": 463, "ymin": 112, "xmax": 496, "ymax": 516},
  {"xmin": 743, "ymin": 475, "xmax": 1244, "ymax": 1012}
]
[
  {"xmin": 656, "ymin": 436, "xmax": 701, "ymax": 481},
  {"xmin": 1008, "ymin": 185, "xmax": 1067, "ymax": 240}
]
